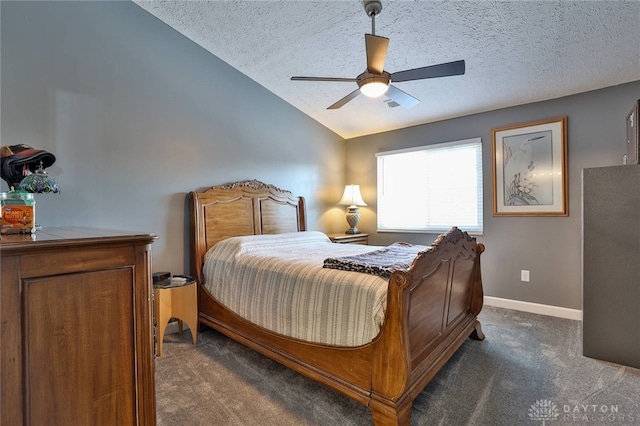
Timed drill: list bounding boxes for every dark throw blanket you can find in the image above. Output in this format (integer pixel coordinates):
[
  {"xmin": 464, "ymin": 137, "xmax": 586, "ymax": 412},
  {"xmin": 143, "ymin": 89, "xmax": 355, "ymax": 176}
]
[{"xmin": 323, "ymin": 242, "xmax": 430, "ymax": 279}]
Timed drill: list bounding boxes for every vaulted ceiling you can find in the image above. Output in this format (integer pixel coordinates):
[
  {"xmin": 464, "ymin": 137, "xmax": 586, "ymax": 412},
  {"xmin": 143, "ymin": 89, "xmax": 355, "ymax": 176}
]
[{"xmin": 134, "ymin": 1, "xmax": 640, "ymax": 139}]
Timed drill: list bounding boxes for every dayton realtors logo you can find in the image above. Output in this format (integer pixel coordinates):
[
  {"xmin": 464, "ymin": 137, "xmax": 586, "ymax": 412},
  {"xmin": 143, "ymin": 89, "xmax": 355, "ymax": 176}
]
[
  {"xmin": 528, "ymin": 399, "xmax": 635, "ymax": 424},
  {"xmin": 562, "ymin": 403, "xmax": 635, "ymax": 423}
]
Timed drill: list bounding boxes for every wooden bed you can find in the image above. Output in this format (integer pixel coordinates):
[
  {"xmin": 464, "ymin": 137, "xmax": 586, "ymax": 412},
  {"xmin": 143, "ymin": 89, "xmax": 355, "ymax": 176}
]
[{"xmin": 189, "ymin": 180, "xmax": 485, "ymax": 426}]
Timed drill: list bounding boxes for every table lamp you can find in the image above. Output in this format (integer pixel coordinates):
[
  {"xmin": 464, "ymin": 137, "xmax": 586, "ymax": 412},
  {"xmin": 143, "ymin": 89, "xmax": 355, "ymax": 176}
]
[
  {"xmin": 19, "ymin": 161, "xmax": 60, "ymax": 193},
  {"xmin": 338, "ymin": 184, "xmax": 367, "ymax": 234}
]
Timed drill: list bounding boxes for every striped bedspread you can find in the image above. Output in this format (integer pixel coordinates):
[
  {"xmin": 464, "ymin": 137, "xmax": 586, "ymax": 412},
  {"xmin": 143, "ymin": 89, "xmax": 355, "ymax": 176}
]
[{"xmin": 203, "ymin": 231, "xmax": 391, "ymax": 347}]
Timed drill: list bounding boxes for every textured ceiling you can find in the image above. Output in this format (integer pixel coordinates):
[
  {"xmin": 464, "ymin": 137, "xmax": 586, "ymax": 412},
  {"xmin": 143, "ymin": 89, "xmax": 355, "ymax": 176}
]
[{"xmin": 134, "ymin": 1, "xmax": 640, "ymax": 139}]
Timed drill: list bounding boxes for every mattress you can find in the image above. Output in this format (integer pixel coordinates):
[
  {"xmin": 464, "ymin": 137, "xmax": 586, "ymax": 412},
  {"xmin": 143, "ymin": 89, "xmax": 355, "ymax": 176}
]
[{"xmin": 203, "ymin": 231, "xmax": 390, "ymax": 347}]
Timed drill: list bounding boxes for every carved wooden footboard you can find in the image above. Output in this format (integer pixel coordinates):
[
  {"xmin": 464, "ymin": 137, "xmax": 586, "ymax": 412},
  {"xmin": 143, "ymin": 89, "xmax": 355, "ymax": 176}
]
[
  {"xmin": 190, "ymin": 180, "xmax": 484, "ymax": 426},
  {"xmin": 369, "ymin": 228, "xmax": 485, "ymax": 424}
]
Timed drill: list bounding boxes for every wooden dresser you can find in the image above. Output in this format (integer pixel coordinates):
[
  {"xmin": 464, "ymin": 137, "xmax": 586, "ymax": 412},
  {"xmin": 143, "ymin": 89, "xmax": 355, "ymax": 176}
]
[{"xmin": 1, "ymin": 227, "xmax": 157, "ymax": 425}]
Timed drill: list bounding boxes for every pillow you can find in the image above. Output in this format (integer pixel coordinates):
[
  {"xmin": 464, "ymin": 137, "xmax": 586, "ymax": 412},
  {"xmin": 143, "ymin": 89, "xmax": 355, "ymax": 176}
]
[{"xmin": 205, "ymin": 231, "xmax": 331, "ymax": 260}]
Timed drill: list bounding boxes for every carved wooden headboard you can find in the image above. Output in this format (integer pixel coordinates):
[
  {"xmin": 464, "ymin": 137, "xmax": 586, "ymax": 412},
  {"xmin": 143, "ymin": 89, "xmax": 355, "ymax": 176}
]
[{"xmin": 189, "ymin": 180, "xmax": 306, "ymax": 283}]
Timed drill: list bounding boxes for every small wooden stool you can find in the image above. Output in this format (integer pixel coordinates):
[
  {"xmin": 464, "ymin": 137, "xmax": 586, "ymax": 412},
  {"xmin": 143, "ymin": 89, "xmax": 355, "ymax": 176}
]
[{"xmin": 154, "ymin": 277, "xmax": 198, "ymax": 356}]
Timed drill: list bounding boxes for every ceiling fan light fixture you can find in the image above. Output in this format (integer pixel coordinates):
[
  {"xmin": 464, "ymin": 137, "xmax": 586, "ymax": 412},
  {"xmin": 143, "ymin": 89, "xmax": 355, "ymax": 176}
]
[
  {"xmin": 357, "ymin": 73, "xmax": 390, "ymax": 98},
  {"xmin": 360, "ymin": 81, "xmax": 389, "ymax": 98}
]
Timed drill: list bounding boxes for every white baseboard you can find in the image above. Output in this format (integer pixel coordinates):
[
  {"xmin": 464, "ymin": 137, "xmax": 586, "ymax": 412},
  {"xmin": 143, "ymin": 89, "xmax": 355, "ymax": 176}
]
[{"xmin": 484, "ymin": 296, "xmax": 583, "ymax": 321}]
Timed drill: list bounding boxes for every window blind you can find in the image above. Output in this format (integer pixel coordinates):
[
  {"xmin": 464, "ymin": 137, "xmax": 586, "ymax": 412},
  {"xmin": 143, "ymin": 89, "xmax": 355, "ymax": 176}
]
[{"xmin": 376, "ymin": 137, "xmax": 483, "ymax": 234}]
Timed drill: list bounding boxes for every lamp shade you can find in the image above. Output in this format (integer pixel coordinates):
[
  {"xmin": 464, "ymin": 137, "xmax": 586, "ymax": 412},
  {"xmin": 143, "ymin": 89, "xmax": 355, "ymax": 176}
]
[
  {"xmin": 19, "ymin": 161, "xmax": 60, "ymax": 193},
  {"xmin": 338, "ymin": 184, "xmax": 367, "ymax": 207}
]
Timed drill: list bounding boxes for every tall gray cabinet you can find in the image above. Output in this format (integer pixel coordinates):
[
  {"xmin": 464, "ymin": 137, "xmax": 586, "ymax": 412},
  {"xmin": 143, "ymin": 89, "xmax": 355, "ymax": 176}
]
[{"xmin": 583, "ymin": 165, "xmax": 640, "ymax": 368}]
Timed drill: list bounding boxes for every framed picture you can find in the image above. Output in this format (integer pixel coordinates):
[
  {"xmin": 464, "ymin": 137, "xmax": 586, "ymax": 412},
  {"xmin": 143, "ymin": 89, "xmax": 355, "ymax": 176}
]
[
  {"xmin": 492, "ymin": 116, "xmax": 568, "ymax": 216},
  {"xmin": 626, "ymin": 100, "xmax": 639, "ymax": 165}
]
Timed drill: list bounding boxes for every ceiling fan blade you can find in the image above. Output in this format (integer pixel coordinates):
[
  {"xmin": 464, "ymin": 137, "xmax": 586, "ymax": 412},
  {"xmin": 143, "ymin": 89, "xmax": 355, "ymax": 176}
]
[
  {"xmin": 328, "ymin": 89, "xmax": 361, "ymax": 110},
  {"xmin": 365, "ymin": 34, "xmax": 389, "ymax": 74},
  {"xmin": 386, "ymin": 85, "xmax": 420, "ymax": 109},
  {"xmin": 291, "ymin": 76, "xmax": 357, "ymax": 82},
  {"xmin": 391, "ymin": 60, "xmax": 465, "ymax": 82}
]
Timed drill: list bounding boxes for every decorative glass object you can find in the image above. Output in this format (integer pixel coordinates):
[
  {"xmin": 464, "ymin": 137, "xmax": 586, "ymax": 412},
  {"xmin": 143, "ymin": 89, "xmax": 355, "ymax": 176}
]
[{"xmin": 19, "ymin": 161, "xmax": 60, "ymax": 194}]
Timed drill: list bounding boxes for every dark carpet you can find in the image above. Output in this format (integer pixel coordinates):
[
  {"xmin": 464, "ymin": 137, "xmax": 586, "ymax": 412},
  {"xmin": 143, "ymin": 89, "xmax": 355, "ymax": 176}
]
[{"xmin": 155, "ymin": 306, "xmax": 640, "ymax": 425}]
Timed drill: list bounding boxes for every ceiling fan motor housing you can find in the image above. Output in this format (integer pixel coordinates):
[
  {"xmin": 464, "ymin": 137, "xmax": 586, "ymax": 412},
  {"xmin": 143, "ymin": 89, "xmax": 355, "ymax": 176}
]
[{"xmin": 357, "ymin": 71, "xmax": 391, "ymax": 89}]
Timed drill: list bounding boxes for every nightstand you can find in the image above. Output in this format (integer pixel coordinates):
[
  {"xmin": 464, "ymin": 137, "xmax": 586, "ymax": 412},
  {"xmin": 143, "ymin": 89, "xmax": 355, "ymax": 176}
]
[
  {"xmin": 328, "ymin": 233, "xmax": 369, "ymax": 245},
  {"xmin": 154, "ymin": 276, "xmax": 198, "ymax": 356}
]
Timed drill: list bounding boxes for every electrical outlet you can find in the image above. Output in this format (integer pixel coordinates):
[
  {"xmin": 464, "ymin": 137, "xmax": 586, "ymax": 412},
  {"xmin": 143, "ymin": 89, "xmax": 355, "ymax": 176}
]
[{"xmin": 521, "ymin": 270, "xmax": 530, "ymax": 282}]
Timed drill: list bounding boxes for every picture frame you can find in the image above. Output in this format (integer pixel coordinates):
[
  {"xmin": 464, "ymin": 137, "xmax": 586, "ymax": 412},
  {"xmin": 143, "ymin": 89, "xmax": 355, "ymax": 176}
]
[
  {"xmin": 492, "ymin": 116, "xmax": 568, "ymax": 216},
  {"xmin": 626, "ymin": 100, "xmax": 639, "ymax": 165}
]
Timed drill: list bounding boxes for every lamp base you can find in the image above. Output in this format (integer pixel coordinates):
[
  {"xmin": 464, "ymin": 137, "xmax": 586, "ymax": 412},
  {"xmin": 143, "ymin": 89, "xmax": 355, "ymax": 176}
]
[{"xmin": 345, "ymin": 207, "xmax": 362, "ymax": 235}]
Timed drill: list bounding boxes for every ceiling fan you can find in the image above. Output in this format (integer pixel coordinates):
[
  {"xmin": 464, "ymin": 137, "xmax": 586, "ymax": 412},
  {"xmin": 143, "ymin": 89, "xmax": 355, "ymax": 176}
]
[{"xmin": 291, "ymin": 0, "xmax": 465, "ymax": 110}]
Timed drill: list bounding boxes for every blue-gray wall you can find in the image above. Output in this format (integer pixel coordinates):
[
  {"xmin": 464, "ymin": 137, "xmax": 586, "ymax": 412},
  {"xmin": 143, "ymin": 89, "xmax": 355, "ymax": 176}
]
[
  {"xmin": 3, "ymin": 1, "xmax": 638, "ymax": 310},
  {"xmin": 1, "ymin": 1, "xmax": 346, "ymax": 274},
  {"xmin": 346, "ymin": 81, "xmax": 640, "ymax": 310}
]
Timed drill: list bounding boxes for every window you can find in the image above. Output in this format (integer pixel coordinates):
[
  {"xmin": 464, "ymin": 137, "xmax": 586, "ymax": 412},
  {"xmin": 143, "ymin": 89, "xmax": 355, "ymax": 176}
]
[{"xmin": 376, "ymin": 137, "xmax": 483, "ymax": 234}]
